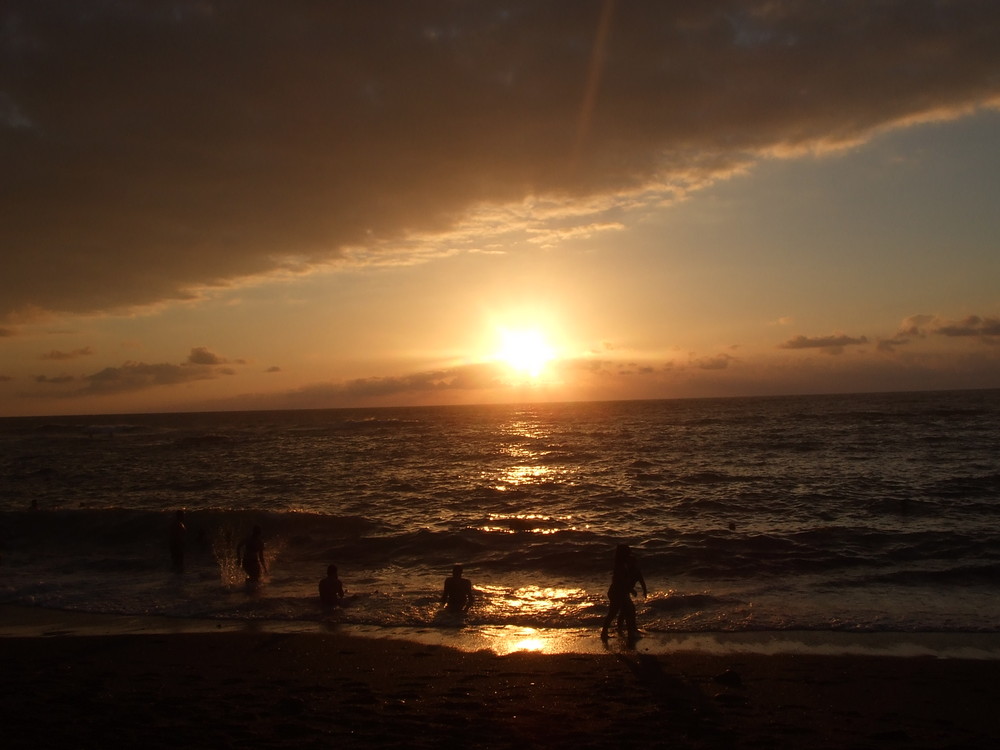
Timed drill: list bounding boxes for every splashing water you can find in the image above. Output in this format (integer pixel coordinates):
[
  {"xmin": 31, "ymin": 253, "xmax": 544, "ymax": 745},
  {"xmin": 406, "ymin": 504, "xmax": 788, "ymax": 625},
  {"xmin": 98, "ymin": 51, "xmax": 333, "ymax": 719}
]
[{"xmin": 212, "ymin": 525, "xmax": 244, "ymax": 587}]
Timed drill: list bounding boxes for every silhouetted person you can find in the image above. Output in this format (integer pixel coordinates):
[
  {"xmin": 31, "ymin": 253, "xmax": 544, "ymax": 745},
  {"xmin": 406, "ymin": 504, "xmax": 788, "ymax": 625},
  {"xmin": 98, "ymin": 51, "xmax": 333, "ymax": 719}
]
[
  {"xmin": 441, "ymin": 564, "xmax": 475, "ymax": 612},
  {"xmin": 319, "ymin": 564, "xmax": 345, "ymax": 607},
  {"xmin": 600, "ymin": 544, "xmax": 647, "ymax": 640},
  {"xmin": 237, "ymin": 525, "xmax": 267, "ymax": 584},
  {"xmin": 169, "ymin": 509, "xmax": 186, "ymax": 573}
]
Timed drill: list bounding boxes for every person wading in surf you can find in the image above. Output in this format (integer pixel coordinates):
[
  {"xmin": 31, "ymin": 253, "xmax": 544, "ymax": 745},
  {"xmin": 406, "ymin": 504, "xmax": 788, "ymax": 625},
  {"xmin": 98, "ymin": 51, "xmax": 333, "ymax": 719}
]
[
  {"xmin": 600, "ymin": 543, "xmax": 647, "ymax": 641},
  {"xmin": 319, "ymin": 563, "xmax": 345, "ymax": 607},
  {"xmin": 441, "ymin": 564, "xmax": 475, "ymax": 612}
]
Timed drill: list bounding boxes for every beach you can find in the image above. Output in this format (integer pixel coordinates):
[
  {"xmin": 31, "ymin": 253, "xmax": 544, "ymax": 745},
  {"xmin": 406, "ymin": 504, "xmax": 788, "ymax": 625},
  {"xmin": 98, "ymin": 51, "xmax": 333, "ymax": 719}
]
[
  {"xmin": 2, "ymin": 610, "xmax": 998, "ymax": 749},
  {"xmin": 2, "ymin": 393, "xmax": 999, "ymax": 747}
]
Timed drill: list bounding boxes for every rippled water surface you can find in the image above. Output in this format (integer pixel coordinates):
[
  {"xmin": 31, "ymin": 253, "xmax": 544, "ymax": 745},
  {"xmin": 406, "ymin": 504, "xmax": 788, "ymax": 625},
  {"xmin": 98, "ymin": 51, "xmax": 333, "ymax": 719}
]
[{"xmin": 1, "ymin": 390, "xmax": 998, "ymax": 633}]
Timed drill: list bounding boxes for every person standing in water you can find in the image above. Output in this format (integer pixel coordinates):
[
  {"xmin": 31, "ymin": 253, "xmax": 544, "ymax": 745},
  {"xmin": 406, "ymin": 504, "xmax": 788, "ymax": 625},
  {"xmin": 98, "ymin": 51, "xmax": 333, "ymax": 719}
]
[
  {"xmin": 237, "ymin": 525, "xmax": 267, "ymax": 584},
  {"xmin": 441, "ymin": 564, "xmax": 475, "ymax": 612},
  {"xmin": 319, "ymin": 564, "xmax": 345, "ymax": 607},
  {"xmin": 600, "ymin": 544, "xmax": 647, "ymax": 640},
  {"xmin": 169, "ymin": 509, "xmax": 186, "ymax": 574}
]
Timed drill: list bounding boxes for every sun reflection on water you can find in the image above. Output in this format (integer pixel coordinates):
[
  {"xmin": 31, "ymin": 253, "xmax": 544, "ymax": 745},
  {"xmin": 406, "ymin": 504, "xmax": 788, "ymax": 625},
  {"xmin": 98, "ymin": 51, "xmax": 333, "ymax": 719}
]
[
  {"xmin": 498, "ymin": 463, "xmax": 555, "ymax": 486},
  {"xmin": 476, "ymin": 584, "xmax": 590, "ymax": 622},
  {"xmin": 481, "ymin": 413, "xmax": 581, "ymax": 491},
  {"xmin": 510, "ymin": 635, "xmax": 545, "ymax": 652},
  {"xmin": 500, "ymin": 418, "xmax": 551, "ymax": 441},
  {"xmin": 482, "ymin": 625, "xmax": 592, "ymax": 655},
  {"xmin": 507, "ymin": 585, "xmax": 585, "ymax": 611},
  {"xmin": 477, "ymin": 513, "xmax": 578, "ymax": 534},
  {"xmin": 472, "ymin": 412, "xmax": 588, "ymax": 534}
]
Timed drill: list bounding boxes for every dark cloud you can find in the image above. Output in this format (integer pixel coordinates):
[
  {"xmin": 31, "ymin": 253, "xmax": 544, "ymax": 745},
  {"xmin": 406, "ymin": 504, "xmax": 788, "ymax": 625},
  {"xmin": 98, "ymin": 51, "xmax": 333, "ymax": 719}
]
[
  {"xmin": 934, "ymin": 315, "xmax": 1000, "ymax": 338},
  {"xmin": 187, "ymin": 347, "xmax": 225, "ymax": 365},
  {"xmin": 4, "ymin": 1, "xmax": 1000, "ymax": 320},
  {"xmin": 40, "ymin": 346, "xmax": 94, "ymax": 360},
  {"xmin": 613, "ymin": 362, "xmax": 661, "ymax": 376},
  {"xmin": 340, "ymin": 363, "xmax": 506, "ymax": 398},
  {"xmin": 896, "ymin": 313, "xmax": 1000, "ymax": 341},
  {"xmin": 34, "ymin": 374, "xmax": 75, "ymax": 384},
  {"xmin": 787, "ymin": 312, "xmax": 1000, "ymax": 359},
  {"xmin": 693, "ymin": 354, "xmax": 735, "ymax": 370},
  {"xmin": 266, "ymin": 362, "xmax": 507, "ymax": 407},
  {"xmin": 876, "ymin": 337, "xmax": 910, "ymax": 354},
  {"xmin": 236, "ymin": 357, "xmax": 669, "ymax": 409},
  {"xmin": 26, "ymin": 349, "xmax": 241, "ymax": 398},
  {"xmin": 76, "ymin": 362, "xmax": 216, "ymax": 396},
  {"xmin": 186, "ymin": 346, "xmax": 246, "ymax": 366},
  {"xmin": 779, "ymin": 334, "xmax": 869, "ymax": 354}
]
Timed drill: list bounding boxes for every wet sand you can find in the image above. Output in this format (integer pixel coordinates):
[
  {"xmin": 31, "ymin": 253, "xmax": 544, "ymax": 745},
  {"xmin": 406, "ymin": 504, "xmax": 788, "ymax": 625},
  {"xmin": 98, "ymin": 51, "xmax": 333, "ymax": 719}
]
[{"xmin": 2, "ymin": 612, "xmax": 999, "ymax": 748}]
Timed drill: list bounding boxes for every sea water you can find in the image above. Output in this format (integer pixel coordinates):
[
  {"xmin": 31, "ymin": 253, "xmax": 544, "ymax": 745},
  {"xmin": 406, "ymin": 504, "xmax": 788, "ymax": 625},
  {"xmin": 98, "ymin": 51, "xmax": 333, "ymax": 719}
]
[{"xmin": 1, "ymin": 390, "xmax": 998, "ymax": 645}]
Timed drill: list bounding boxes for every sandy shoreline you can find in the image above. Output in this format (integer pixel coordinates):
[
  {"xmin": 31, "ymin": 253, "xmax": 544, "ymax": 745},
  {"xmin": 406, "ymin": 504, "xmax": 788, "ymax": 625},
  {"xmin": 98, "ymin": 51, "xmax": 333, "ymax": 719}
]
[
  {"xmin": 2, "ymin": 608, "xmax": 999, "ymax": 748},
  {"xmin": 4, "ymin": 604, "xmax": 1000, "ymax": 659}
]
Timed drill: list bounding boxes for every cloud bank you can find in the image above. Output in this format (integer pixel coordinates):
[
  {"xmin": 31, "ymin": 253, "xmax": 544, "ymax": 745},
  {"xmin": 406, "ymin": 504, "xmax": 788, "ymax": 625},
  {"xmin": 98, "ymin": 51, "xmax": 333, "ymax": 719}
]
[
  {"xmin": 3, "ymin": 0, "xmax": 1000, "ymax": 322},
  {"xmin": 27, "ymin": 347, "xmax": 241, "ymax": 398},
  {"xmin": 780, "ymin": 334, "xmax": 870, "ymax": 354}
]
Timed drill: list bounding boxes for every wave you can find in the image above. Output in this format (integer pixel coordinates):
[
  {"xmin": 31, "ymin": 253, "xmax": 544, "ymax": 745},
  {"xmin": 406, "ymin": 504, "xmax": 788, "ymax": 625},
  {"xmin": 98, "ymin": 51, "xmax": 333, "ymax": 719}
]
[
  {"xmin": 3, "ymin": 509, "xmax": 996, "ymax": 585},
  {"xmin": 848, "ymin": 564, "xmax": 1000, "ymax": 587},
  {"xmin": 2, "ymin": 390, "xmax": 999, "ymax": 632}
]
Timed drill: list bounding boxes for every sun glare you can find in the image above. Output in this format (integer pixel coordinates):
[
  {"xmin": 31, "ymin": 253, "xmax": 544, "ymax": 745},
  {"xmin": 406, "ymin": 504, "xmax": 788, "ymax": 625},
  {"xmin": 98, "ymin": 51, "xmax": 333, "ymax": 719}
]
[{"xmin": 496, "ymin": 328, "xmax": 555, "ymax": 378}]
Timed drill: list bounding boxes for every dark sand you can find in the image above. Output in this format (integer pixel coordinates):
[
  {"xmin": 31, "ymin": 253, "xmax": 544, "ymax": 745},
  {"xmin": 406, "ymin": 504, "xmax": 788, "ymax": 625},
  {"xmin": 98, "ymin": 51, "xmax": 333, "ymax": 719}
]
[{"xmin": 2, "ymin": 619, "xmax": 999, "ymax": 749}]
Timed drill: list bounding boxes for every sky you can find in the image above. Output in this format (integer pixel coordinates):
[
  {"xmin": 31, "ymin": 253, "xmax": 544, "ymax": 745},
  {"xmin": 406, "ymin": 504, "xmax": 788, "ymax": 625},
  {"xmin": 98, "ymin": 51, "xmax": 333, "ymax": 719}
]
[{"xmin": 2, "ymin": 0, "xmax": 999, "ymax": 417}]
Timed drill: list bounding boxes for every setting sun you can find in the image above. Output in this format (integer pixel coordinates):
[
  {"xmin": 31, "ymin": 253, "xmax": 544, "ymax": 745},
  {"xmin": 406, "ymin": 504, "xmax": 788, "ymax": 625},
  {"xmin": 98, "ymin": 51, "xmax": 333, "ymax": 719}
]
[{"xmin": 495, "ymin": 328, "xmax": 555, "ymax": 378}]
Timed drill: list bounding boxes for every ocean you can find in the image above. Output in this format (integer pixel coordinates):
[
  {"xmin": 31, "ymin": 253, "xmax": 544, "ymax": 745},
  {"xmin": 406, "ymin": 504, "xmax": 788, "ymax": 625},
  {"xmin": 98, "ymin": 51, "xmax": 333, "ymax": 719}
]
[{"xmin": 1, "ymin": 390, "xmax": 999, "ymax": 651}]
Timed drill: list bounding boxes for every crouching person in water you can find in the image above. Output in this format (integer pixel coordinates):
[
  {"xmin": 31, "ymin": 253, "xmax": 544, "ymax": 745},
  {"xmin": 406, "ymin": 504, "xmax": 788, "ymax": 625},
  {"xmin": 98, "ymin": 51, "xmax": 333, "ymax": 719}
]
[
  {"xmin": 441, "ymin": 564, "xmax": 475, "ymax": 612},
  {"xmin": 600, "ymin": 544, "xmax": 647, "ymax": 641},
  {"xmin": 319, "ymin": 564, "xmax": 345, "ymax": 608}
]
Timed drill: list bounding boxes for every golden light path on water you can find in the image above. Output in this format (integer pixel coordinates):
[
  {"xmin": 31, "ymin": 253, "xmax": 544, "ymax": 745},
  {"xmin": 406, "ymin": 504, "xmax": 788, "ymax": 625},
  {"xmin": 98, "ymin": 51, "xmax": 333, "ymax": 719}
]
[
  {"xmin": 497, "ymin": 463, "xmax": 553, "ymax": 486},
  {"xmin": 486, "ymin": 585, "xmax": 587, "ymax": 615},
  {"xmin": 466, "ymin": 585, "xmax": 599, "ymax": 655},
  {"xmin": 477, "ymin": 513, "xmax": 575, "ymax": 534},
  {"xmin": 475, "ymin": 411, "xmax": 588, "ymax": 534},
  {"xmin": 469, "ymin": 409, "xmax": 595, "ymax": 644}
]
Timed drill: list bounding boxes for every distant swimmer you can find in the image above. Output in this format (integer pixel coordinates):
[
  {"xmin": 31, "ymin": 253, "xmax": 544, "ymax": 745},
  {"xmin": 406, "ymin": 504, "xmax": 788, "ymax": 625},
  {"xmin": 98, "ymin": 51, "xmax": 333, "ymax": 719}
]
[
  {"xmin": 169, "ymin": 509, "xmax": 186, "ymax": 573},
  {"xmin": 441, "ymin": 564, "xmax": 475, "ymax": 612},
  {"xmin": 319, "ymin": 564, "xmax": 345, "ymax": 607},
  {"xmin": 600, "ymin": 544, "xmax": 647, "ymax": 642},
  {"xmin": 236, "ymin": 525, "xmax": 267, "ymax": 584}
]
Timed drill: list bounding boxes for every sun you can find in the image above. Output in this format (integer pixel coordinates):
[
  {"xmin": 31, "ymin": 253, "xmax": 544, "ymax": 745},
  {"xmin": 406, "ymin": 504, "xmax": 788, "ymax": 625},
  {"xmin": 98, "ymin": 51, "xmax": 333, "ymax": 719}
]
[{"xmin": 495, "ymin": 328, "xmax": 555, "ymax": 378}]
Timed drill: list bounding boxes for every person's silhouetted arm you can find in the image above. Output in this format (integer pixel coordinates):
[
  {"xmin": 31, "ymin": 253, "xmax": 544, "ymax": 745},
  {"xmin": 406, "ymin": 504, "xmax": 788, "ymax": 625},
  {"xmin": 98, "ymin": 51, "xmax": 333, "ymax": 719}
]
[{"xmin": 630, "ymin": 558, "xmax": 647, "ymax": 597}]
